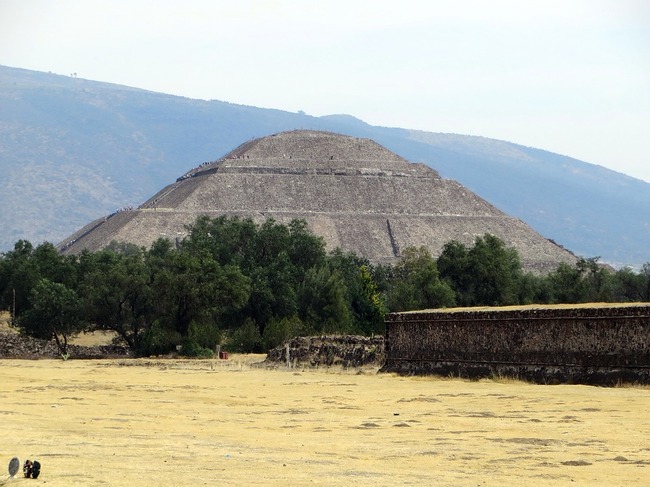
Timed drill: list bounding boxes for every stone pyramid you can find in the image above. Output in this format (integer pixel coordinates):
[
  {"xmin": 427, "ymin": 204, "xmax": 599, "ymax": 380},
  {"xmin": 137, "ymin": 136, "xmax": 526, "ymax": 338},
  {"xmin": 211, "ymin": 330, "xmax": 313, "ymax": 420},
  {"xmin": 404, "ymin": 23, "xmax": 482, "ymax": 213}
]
[{"xmin": 59, "ymin": 130, "xmax": 576, "ymax": 272}]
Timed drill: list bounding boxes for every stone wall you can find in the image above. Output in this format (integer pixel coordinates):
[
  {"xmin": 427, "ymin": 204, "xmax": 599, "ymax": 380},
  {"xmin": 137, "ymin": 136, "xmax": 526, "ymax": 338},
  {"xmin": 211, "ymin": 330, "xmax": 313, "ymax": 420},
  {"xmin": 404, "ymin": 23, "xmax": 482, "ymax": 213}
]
[
  {"xmin": 380, "ymin": 304, "xmax": 650, "ymax": 385},
  {"xmin": 0, "ymin": 330, "xmax": 130, "ymax": 359},
  {"xmin": 266, "ymin": 335, "xmax": 384, "ymax": 368}
]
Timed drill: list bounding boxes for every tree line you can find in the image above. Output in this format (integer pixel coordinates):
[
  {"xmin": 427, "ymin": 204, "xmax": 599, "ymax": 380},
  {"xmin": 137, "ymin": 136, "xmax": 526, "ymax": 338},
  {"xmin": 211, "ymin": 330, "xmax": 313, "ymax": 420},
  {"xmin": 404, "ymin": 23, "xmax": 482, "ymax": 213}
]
[{"xmin": 1, "ymin": 216, "xmax": 648, "ymax": 358}]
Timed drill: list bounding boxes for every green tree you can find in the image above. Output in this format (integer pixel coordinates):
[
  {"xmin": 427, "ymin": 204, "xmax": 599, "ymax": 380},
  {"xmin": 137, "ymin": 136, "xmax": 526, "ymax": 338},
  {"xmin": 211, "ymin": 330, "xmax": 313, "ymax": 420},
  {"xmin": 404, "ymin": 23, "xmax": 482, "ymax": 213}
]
[
  {"xmin": 298, "ymin": 264, "xmax": 353, "ymax": 334},
  {"xmin": 546, "ymin": 261, "xmax": 585, "ymax": 303},
  {"xmin": 229, "ymin": 318, "xmax": 262, "ymax": 353},
  {"xmin": 0, "ymin": 240, "xmax": 81, "ymax": 341},
  {"xmin": 18, "ymin": 279, "xmax": 86, "ymax": 358},
  {"xmin": 148, "ymin": 247, "xmax": 250, "ymax": 343},
  {"xmin": 183, "ymin": 216, "xmax": 327, "ymax": 334},
  {"xmin": 642, "ymin": 263, "xmax": 650, "ymax": 301},
  {"xmin": 105, "ymin": 240, "xmax": 144, "ymax": 257},
  {"xmin": 545, "ymin": 257, "xmax": 613, "ymax": 304},
  {"xmin": 0, "ymin": 241, "xmax": 77, "ymax": 318},
  {"xmin": 327, "ymin": 249, "xmax": 387, "ymax": 334},
  {"xmin": 358, "ymin": 264, "xmax": 388, "ymax": 332},
  {"xmin": 286, "ymin": 219, "xmax": 327, "ymax": 273},
  {"xmin": 436, "ymin": 240, "xmax": 471, "ymax": 305},
  {"xmin": 182, "ymin": 215, "xmax": 258, "ymax": 267},
  {"xmin": 0, "ymin": 240, "xmax": 36, "ymax": 317},
  {"xmin": 386, "ymin": 246, "xmax": 456, "ymax": 312},
  {"xmin": 31, "ymin": 242, "xmax": 78, "ymax": 288},
  {"xmin": 516, "ymin": 272, "xmax": 553, "ymax": 305},
  {"xmin": 466, "ymin": 234, "xmax": 522, "ymax": 306},
  {"xmin": 78, "ymin": 248, "xmax": 152, "ymax": 353},
  {"xmin": 262, "ymin": 315, "xmax": 306, "ymax": 351},
  {"xmin": 438, "ymin": 235, "xmax": 522, "ymax": 306},
  {"xmin": 611, "ymin": 266, "xmax": 646, "ymax": 302},
  {"xmin": 580, "ymin": 257, "xmax": 615, "ymax": 301}
]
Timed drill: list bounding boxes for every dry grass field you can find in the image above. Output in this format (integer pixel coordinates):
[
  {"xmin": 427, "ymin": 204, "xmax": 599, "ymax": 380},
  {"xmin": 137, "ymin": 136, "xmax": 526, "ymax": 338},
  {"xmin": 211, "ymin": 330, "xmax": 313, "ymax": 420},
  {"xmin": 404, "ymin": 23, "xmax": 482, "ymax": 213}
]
[{"xmin": 0, "ymin": 357, "xmax": 648, "ymax": 486}]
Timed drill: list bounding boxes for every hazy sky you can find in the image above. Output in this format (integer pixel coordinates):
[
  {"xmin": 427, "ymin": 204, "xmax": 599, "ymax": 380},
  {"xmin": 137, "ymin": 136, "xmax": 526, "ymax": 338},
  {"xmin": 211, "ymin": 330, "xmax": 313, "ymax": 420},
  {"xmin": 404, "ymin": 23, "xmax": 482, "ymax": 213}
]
[{"xmin": 2, "ymin": 0, "xmax": 649, "ymax": 182}]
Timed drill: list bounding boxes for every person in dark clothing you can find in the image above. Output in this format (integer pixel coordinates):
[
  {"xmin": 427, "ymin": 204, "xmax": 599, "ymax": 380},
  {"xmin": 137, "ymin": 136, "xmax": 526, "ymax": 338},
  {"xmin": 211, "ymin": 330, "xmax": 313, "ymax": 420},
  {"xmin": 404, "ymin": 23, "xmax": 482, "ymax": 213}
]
[{"xmin": 23, "ymin": 459, "xmax": 41, "ymax": 479}]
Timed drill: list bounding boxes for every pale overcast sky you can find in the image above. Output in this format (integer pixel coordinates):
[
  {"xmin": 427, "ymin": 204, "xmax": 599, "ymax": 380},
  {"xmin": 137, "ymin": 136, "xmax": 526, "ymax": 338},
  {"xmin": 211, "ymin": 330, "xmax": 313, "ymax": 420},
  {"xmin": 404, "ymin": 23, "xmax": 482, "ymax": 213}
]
[{"xmin": 2, "ymin": 0, "xmax": 649, "ymax": 182}]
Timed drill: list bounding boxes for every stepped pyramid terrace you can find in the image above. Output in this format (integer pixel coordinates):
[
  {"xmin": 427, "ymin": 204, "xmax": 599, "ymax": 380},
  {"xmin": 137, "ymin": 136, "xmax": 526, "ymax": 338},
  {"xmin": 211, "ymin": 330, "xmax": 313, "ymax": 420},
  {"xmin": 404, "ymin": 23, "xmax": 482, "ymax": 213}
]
[{"xmin": 58, "ymin": 130, "xmax": 576, "ymax": 272}]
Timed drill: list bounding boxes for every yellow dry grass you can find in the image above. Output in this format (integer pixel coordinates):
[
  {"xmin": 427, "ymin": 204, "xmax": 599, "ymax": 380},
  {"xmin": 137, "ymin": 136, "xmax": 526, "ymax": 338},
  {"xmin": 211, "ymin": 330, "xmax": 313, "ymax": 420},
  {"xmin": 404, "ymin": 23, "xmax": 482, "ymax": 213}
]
[
  {"xmin": 0, "ymin": 358, "xmax": 648, "ymax": 486},
  {"xmin": 0, "ymin": 312, "xmax": 14, "ymax": 334}
]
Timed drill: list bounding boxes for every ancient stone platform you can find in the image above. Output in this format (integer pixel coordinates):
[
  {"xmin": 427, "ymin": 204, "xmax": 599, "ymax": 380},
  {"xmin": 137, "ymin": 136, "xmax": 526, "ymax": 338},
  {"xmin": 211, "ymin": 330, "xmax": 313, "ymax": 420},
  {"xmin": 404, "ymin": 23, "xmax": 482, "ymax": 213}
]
[
  {"xmin": 59, "ymin": 130, "xmax": 576, "ymax": 272},
  {"xmin": 381, "ymin": 303, "xmax": 650, "ymax": 385}
]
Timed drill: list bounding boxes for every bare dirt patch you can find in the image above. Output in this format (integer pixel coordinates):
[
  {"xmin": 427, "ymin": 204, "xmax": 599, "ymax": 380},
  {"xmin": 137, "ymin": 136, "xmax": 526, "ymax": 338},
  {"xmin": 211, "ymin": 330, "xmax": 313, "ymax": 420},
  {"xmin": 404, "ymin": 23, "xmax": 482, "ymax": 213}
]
[{"xmin": 0, "ymin": 358, "xmax": 648, "ymax": 486}]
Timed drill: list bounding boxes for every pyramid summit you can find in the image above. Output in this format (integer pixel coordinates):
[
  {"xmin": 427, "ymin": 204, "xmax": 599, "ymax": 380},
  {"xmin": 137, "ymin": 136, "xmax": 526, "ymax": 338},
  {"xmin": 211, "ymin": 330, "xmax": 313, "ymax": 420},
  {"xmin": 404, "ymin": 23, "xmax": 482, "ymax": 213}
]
[{"xmin": 59, "ymin": 130, "xmax": 576, "ymax": 272}]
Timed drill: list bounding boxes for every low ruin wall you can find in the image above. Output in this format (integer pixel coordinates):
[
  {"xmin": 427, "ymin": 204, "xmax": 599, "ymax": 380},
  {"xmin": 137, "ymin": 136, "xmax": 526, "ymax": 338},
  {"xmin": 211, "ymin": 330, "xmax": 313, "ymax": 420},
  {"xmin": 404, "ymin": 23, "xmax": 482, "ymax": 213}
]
[
  {"xmin": 266, "ymin": 335, "xmax": 384, "ymax": 368},
  {"xmin": 380, "ymin": 304, "xmax": 650, "ymax": 385}
]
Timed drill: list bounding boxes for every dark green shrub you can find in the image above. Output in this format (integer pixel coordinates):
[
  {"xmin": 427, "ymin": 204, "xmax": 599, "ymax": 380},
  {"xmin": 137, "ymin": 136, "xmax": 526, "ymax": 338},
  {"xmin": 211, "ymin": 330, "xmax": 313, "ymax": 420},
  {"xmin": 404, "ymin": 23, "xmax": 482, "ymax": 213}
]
[
  {"xmin": 262, "ymin": 315, "xmax": 306, "ymax": 351},
  {"xmin": 188, "ymin": 320, "xmax": 221, "ymax": 351},
  {"xmin": 137, "ymin": 321, "xmax": 180, "ymax": 357},
  {"xmin": 179, "ymin": 338, "xmax": 214, "ymax": 358},
  {"xmin": 229, "ymin": 318, "xmax": 262, "ymax": 353}
]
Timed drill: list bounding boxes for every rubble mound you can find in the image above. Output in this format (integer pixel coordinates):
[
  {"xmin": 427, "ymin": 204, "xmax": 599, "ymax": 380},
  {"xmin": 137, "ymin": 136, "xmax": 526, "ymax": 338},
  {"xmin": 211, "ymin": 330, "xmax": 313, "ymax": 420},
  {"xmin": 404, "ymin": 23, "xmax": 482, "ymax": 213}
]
[
  {"xmin": 265, "ymin": 335, "xmax": 385, "ymax": 368},
  {"xmin": 0, "ymin": 329, "xmax": 130, "ymax": 359}
]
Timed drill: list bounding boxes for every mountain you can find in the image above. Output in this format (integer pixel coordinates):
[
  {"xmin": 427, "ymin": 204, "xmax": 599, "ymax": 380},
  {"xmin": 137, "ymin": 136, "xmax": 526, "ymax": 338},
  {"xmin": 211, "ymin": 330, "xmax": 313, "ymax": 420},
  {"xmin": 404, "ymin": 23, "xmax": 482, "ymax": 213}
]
[
  {"xmin": 58, "ymin": 130, "xmax": 576, "ymax": 273},
  {"xmin": 1, "ymin": 65, "xmax": 648, "ymax": 267}
]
